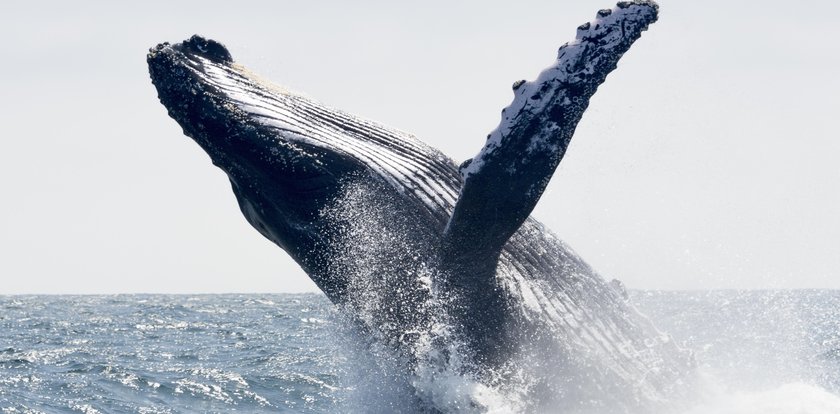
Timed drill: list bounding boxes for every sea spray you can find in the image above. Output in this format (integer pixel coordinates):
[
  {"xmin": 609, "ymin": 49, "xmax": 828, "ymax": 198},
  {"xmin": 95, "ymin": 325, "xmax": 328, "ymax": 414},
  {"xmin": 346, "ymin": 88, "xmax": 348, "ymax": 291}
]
[
  {"xmin": 309, "ymin": 178, "xmax": 840, "ymax": 413},
  {"xmin": 317, "ymin": 178, "xmax": 672, "ymax": 413},
  {"xmin": 319, "ymin": 178, "xmax": 533, "ymax": 412},
  {"xmin": 679, "ymin": 376, "xmax": 840, "ymax": 414},
  {"xmin": 633, "ymin": 290, "xmax": 840, "ymax": 414}
]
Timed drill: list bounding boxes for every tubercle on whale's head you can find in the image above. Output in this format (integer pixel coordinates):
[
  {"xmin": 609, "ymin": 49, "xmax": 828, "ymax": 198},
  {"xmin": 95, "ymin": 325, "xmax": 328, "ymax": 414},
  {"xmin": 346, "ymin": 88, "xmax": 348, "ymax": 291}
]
[
  {"xmin": 147, "ymin": 36, "xmax": 361, "ymax": 262},
  {"xmin": 147, "ymin": 35, "xmax": 233, "ymax": 65}
]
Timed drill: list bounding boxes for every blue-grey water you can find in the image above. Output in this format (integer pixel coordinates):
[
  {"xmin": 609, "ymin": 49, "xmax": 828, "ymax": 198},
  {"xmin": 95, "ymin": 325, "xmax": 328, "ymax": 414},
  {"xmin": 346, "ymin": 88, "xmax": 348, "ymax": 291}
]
[{"xmin": 2, "ymin": 291, "xmax": 840, "ymax": 413}]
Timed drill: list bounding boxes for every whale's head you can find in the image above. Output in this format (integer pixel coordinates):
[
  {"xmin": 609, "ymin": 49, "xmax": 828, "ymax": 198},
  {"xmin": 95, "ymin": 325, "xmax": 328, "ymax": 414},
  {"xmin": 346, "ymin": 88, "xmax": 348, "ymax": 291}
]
[
  {"xmin": 148, "ymin": 37, "xmax": 350, "ymax": 255},
  {"xmin": 147, "ymin": 36, "xmax": 460, "ymax": 296}
]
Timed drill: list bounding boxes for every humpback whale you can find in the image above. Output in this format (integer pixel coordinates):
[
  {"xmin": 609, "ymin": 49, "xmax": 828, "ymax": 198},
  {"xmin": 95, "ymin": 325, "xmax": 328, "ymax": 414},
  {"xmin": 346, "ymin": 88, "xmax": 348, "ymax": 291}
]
[{"xmin": 148, "ymin": 1, "xmax": 692, "ymax": 411}]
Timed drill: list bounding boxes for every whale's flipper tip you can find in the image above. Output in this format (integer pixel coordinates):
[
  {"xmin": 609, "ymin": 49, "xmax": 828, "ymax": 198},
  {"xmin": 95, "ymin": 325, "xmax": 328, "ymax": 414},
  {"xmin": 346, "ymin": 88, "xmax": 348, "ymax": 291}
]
[{"xmin": 617, "ymin": 0, "xmax": 659, "ymax": 11}]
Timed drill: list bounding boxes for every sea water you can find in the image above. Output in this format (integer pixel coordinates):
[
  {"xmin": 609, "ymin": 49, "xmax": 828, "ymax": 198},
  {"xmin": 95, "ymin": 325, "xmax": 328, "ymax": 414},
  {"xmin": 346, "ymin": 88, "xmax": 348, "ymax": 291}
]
[{"xmin": 1, "ymin": 291, "xmax": 839, "ymax": 413}]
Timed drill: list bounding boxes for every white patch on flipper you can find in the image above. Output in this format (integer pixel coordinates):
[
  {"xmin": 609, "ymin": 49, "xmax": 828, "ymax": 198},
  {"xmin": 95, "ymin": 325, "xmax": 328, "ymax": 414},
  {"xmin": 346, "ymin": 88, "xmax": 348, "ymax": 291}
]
[{"xmin": 461, "ymin": 1, "xmax": 657, "ymax": 180}]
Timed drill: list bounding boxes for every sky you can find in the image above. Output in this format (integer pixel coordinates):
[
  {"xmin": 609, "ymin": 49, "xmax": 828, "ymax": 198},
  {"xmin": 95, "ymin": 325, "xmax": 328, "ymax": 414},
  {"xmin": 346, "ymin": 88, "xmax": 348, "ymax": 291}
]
[{"xmin": 0, "ymin": 0, "xmax": 837, "ymax": 294}]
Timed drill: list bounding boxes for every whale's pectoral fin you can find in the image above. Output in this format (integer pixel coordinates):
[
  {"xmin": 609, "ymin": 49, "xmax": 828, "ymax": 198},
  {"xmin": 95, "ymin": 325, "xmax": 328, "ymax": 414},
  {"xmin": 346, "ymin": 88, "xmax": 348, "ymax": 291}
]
[{"xmin": 442, "ymin": 1, "xmax": 659, "ymax": 266}]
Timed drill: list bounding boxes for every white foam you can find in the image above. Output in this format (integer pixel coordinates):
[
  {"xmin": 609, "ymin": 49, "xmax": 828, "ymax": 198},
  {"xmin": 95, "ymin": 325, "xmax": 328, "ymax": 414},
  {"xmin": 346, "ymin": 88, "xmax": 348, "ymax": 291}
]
[{"xmin": 680, "ymin": 382, "xmax": 840, "ymax": 414}]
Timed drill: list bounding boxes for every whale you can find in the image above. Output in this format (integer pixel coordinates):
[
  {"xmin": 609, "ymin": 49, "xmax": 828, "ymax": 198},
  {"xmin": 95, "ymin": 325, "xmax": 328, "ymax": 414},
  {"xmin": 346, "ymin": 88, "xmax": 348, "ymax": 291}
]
[{"xmin": 148, "ymin": 1, "xmax": 692, "ymax": 411}]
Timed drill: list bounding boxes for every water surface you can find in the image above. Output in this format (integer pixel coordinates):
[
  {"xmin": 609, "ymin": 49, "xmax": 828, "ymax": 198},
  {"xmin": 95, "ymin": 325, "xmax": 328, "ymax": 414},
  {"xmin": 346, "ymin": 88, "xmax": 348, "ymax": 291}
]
[{"xmin": 2, "ymin": 291, "xmax": 839, "ymax": 413}]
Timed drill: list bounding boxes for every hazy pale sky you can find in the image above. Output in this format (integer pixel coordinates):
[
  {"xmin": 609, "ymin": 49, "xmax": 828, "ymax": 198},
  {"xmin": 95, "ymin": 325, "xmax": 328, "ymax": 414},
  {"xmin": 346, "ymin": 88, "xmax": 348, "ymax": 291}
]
[{"xmin": 1, "ymin": 1, "xmax": 837, "ymax": 294}]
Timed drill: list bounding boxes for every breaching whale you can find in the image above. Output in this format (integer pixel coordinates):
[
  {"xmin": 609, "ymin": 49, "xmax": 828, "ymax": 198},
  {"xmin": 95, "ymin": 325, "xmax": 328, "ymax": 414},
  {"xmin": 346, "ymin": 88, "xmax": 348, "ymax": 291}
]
[{"xmin": 148, "ymin": 1, "xmax": 692, "ymax": 411}]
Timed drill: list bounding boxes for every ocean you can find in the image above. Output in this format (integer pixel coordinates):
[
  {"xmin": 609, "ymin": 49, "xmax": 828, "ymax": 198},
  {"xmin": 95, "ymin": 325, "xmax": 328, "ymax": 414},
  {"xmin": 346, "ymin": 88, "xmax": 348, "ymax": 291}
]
[{"xmin": 2, "ymin": 291, "xmax": 839, "ymax": 413}]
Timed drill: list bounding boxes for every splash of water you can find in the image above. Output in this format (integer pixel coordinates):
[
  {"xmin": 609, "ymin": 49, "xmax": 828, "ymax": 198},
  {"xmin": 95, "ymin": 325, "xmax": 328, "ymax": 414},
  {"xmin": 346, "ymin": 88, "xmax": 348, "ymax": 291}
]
[
  {"xmin": 318, "ymin": 182, "xmax": 840, "ymax": 413},
  {"xmin": 681, "ymin": 380, "xmax": 840, "ymax": 414},
  {"xmin": 319, "ymin": 179, "xmax": 532, "ymax": 412}
]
